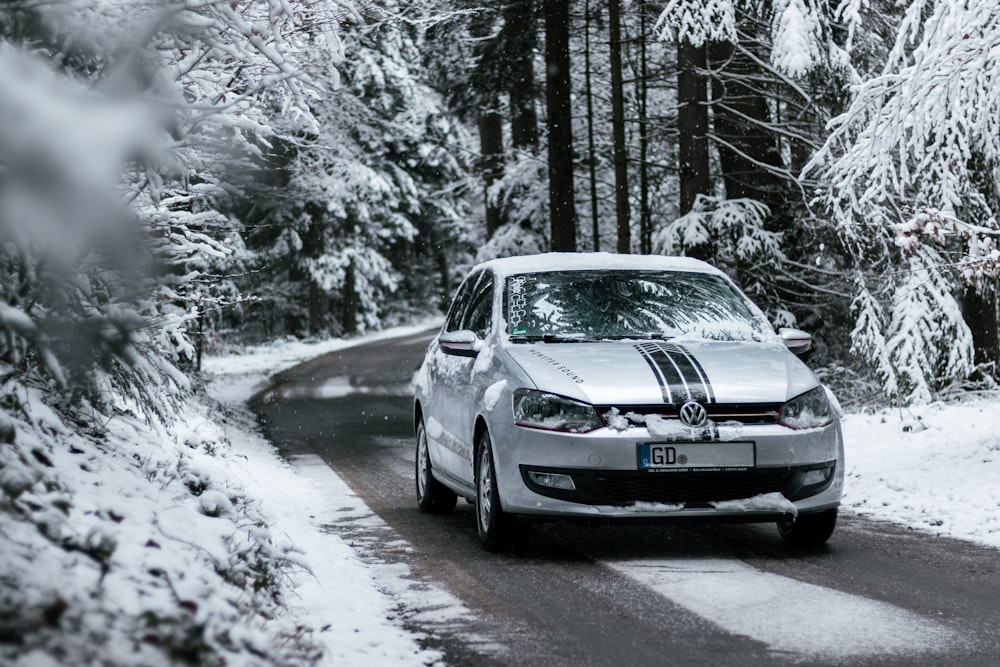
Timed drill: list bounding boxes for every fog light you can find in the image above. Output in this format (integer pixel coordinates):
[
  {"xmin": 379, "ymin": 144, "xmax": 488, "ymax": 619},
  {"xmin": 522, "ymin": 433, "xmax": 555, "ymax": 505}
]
[
  {"xmin": 527, "ymin": 471, "xmax": 576, "ymax": 491},
  {"xmin": 802, "ymin": 468, "xmax": 830, "ymax": 486}
]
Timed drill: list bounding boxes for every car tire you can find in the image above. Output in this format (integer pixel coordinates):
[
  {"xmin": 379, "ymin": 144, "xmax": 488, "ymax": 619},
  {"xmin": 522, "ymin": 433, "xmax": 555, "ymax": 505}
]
[
  {"xmin": 415, "ymin": 419, "xmax": 457, "ymax": 514},
  {"xmin": 475, "ymin": 430, "xmax": 523, "ymax": 551},
  {"xmin": 777, "ymin": 508, "xmax": 838, "ymax": 547}
]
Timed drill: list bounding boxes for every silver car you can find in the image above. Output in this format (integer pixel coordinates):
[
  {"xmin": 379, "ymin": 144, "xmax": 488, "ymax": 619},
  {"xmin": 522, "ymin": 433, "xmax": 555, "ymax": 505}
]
[{"xmin": 413, "ymin": 253, "xmax": 844, "ymax": 550}]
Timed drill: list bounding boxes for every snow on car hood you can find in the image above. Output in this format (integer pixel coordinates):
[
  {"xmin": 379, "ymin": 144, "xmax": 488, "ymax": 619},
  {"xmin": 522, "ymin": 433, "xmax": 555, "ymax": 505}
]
[{"xmin": 504, "ymin": 339, "xmax": 818, "ymax": 406}]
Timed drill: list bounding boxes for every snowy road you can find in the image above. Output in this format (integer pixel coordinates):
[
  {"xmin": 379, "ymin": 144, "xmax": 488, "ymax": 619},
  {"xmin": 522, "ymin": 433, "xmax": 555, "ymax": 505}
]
[{"xmin": 250, "ymin": 329, "xmax": 1000, "ymax": 666}]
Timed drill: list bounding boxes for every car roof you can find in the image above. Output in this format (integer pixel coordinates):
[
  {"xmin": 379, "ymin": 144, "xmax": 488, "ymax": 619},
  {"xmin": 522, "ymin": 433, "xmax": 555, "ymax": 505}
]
[{"xmin": 473, "ymin": 252, "xmax": 724, "ymax": 280}]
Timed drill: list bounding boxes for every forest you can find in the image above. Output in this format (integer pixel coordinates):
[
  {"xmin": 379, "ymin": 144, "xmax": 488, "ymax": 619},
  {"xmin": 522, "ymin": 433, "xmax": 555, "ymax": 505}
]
[
  {"xmin": 1, "ymin": 2, "xmax": 999, "ymax": 665},
  {"xmin": 1, "ymin": 0, "xmax": 999, "ymax": 438}
]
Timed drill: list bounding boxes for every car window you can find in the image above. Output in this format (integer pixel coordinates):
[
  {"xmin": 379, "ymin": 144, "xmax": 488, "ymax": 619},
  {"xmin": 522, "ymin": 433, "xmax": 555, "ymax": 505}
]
[
  {"xmin": 443, "ymin": 271, "xmax": 480, "ymax": 333},
  {"xmin": 462, "ymin": 273, "xmax": 494, "ymax": 337},
  {"xmin": 504, "ymin": 270, "xmax": 767, "ymax": 342}
]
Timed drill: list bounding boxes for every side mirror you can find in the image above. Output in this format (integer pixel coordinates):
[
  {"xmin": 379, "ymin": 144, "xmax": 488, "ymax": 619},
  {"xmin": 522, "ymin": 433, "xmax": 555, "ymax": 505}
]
[
  {"xmin": 779, "ymin": 327, "xmax": 812, "ymax": 355},
  {"xmin": 439, "ymin": 330, "xmax": 481, "ymax": 358}
]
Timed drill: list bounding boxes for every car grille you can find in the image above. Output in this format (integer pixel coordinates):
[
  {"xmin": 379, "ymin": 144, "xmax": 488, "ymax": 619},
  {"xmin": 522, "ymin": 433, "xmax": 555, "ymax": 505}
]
[
  {"xmin": 594, "ymin": 469, "xmax": 792, "ymax": 505},
  {"xmin": 599, "ymin": 403, "xmax": 782, "ymax": 426}
]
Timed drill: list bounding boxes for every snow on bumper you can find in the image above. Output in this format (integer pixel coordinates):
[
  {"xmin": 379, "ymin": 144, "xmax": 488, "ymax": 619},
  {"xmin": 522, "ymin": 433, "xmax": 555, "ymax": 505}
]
[{"xmin": 488, "ymin": 420, "xmax": 844, "ymax": 519}]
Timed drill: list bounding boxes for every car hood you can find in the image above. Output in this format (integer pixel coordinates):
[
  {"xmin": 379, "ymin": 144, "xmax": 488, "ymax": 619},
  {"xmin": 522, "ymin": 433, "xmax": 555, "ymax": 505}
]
[{"xmin": 504, "ymin": 339, "xmax": 818, "ymax": 405}]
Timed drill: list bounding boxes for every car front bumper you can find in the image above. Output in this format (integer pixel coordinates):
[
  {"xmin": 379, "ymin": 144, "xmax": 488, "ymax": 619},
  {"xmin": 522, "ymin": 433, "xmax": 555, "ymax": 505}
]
[{"xmin": 488, "ymin": 420, "xmax": 844, "ymax": 520}]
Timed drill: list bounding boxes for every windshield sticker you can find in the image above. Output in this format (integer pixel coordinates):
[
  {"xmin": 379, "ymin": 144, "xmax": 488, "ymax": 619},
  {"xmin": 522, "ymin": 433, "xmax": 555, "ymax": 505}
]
[
  {"xmin": 508, "ymin": 275, "xmax": 527, "ymax": 332},
  {"xmin": 634, "ymin": 342, "xmax": 716, "ymax": 404},
  {"xmin": 529, "ymin": 349, "xmax": 585, "ymax": 384}
]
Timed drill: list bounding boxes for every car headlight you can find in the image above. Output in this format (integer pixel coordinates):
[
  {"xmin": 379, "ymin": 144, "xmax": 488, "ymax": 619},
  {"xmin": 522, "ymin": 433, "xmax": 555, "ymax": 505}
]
[
  {"xmin": 512, "ymin": 389, "xmax": 603, "ymax": 433},
  {"xmin": 779, "ymin": 386, "xmax": 834, "ymax": 429}
]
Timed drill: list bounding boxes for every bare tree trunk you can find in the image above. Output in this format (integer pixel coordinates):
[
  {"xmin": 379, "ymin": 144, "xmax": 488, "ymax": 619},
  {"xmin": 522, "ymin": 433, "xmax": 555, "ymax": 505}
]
[
  {"xmin": 708, "ymin": 40, "xmax": 783, "ymax": 214},
  {"xmin": 304, "ymin": 208, "xmax": 330, "ymax": 334},
  {"xmin": 478, "ymin": 100, "xmax": 505, "ymax": 238},
  {"xmin": 584, "ymin": 0, "xmax": 600, "ymax": 251},
  {"xmin": 506, "ymin": 0, "xmax": 538, "ymax": 151},
  {"xmin": 637, "ymin": 0, "xmax": 650, "ymax": 254},
  {"xmin": 677, "ymin": 39, "xmax": 710, "ymax": 217},
  {"xmin": 341, "ymin": 256, "xmax": 357, "ymax": 335},
  {"xmin": 469, "ymin": 7, "xmax": 506, "ymax": 240},
  {"xmin": 609, "ymin": 0, "xmax": 630, "ymax": 254},
  {"xmin": 964, "ymin": 282, "xmax": 1000, "ymax": 370},
  {"xmin": 544, "ymin": 0, "xmax": 577, "ymax": 252}
]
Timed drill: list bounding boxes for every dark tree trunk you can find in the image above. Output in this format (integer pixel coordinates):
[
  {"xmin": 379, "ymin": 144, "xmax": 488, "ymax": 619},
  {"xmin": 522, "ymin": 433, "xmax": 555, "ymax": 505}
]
[
  {"xmin": 609, "ymin": 0, "xmax": 630, "ymax": 254},
  {"xmin": 964, "ymin": 282, "xmax": 1000, "ymax": 370},
  {"xmin": 677, "ymin": 39, "xmax": 710, "ymax": 217},
  {"xmin": 637, "ymin": 0, "xmax": 651, "ymax": 255},
  {"xmin": 544, "ymin": 0, "xmax": 577, "ymax": 252},
  {"xmin": 469, "ymin": 7, "xmax": 507, "ymax": 240},
  {"xmin": 708, "ymin": 40, "xmax": 783, "ymax": 216},
  {"xmin": 478, "ymin": 101, "xmax": 505, "ymax": 238},
  {"xmin": 584, "ymin": 0, "xmax": 600, "ymax": 251},
  {"xmin": 341, "ymin": 256, "xmax": 358, "ymax": 335},
  {"xmin": 303, "ymin": 208, "xmax": 330, "ymax": 335},
  {"xmin": 505, "ymin": 0, "xmax": 539, "ymax": 151}
]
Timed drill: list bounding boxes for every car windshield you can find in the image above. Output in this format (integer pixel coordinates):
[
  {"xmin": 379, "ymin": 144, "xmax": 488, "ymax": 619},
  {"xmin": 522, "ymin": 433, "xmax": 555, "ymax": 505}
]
[{"xmin": 504, "ymin": 270, "xmax": 767, "ymax": 342}]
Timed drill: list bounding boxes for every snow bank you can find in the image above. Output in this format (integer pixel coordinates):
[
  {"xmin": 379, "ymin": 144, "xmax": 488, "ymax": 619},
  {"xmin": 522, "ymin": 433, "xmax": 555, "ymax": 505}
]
[{"xmin": 842, "ymin": 400, "xmax": 1000, "ymax": 548}]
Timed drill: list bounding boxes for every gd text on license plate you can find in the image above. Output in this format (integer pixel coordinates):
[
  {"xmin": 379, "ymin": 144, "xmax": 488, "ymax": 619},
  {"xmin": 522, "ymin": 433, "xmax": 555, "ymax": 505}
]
[{"xmin": 638, "ymin": 442, "xmax": 755, "ymax": 472}]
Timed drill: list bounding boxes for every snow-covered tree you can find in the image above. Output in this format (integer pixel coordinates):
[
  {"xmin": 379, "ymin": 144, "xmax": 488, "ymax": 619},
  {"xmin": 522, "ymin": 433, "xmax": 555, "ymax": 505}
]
[
  {"xmin": 1, "ymin": 1, "xmax": 362, "ymax": 664},
  {"xmin": 236, "ymin": 2, "xmax": 476, "ymax": 336},
  {"xmin": 1, "ymin": 0, "xmax": 351, "ymax": 411},
  {"xmin": 808, "ymin": 0, "xmax": 1000, "ymax": 403}
]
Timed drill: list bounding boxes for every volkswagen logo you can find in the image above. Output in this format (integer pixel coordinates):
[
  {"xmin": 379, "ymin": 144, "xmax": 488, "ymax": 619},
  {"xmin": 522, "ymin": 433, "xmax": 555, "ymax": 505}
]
[{"xmin": 679, "ymin": 401, "xmax": 708, "ymax": 428}]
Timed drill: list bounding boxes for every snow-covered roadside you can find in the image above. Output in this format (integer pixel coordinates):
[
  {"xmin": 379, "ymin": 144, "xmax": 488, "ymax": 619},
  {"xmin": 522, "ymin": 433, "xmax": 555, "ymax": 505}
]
[
  {"xmin": 0, "ymin": 322, "xmax": 449, "ymax": 667},
  {"xmin": 841, "ymin": 400, "xmax": 1000, "ymax": 549},
  {"xmin": 201, "ymin": 320, "xmax": 460, "ymax": 666}
]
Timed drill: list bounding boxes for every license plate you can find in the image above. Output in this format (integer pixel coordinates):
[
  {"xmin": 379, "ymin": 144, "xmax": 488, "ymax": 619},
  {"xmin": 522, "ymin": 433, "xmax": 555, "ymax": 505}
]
[{"xmin": 638, "ymin": 442, "xmax": 755, "ymax": 472}]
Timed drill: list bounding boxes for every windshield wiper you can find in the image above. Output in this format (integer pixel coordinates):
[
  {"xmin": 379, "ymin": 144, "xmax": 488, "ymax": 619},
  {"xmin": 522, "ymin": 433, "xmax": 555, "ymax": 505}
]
[
  {"xmin": 510, "ymin": 333, "xmax": 588, "ymax": 343},
  {"xmin": 577, "ymin": 333, "xmax": 673, "ymax": 341}
]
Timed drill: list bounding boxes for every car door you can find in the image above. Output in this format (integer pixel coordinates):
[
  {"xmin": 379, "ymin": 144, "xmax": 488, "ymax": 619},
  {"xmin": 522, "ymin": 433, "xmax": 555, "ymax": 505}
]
[
  {"xmin": 425, "ymin": 271, "xmax": 482, "ymax": 481},
  {"xmin": 451, "ymin": 271, "xmax": 496, "ymax": 482}
]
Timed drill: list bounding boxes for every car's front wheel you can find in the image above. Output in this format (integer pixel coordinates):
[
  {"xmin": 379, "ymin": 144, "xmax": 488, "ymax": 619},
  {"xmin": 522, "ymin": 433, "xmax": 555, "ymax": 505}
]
[
  {"xmin": 777, "ymin": 508, "xmax": 838, "ymax": 547},
  {"xmin": 415, "ymin": 419, "xmax": 457, "ymax": 514},
  {"xmin": 475, "ymin": 430, "xmax": 523, "ymax": 551}
]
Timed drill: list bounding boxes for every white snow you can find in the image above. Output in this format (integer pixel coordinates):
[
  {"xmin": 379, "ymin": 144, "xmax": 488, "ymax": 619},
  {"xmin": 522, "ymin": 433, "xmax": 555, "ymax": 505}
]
[
  {"xmin": 474, "ymin": 251, "xmax": 724, "ymax": 280},
  {"xmin": 841, "ymin": 400, "xmax": 1000, "ymax": 548},
  {"xmin": 710, "ymin": 491, "xmax": 797, "ymax": 515},
  {"xmin": 607, "ymin": 558, "xmax": 960, "ymax": 660},
  {"xmin": 482, "ymin": 380, "xmax": 507, "ymax": 413}
]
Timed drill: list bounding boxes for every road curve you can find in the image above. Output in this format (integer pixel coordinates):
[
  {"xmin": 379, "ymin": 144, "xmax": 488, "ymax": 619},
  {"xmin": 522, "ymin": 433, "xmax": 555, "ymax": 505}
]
[{"xmin": 250, "ymin": 328, "xmax": 1000, "ymax": 667}]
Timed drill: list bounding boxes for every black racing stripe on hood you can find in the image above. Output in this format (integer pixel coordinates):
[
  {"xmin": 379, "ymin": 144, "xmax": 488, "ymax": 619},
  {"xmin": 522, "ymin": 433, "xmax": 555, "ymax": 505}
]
[
  {"xmin": 634, "ymin": 342, "xmax": 716, "ymax": 404},
  {"xmin": 663, "ymin": 343, "xmax": 716, "ymax": 403},
  {"xmin": 635, "ymin": 342, "xmax": 674, "ymax": 403}
]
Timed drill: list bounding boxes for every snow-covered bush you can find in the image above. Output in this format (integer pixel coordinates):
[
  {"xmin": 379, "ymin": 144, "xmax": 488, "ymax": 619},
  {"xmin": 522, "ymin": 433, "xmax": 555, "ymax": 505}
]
[{"xmin": 0, "ymin": 391, "xmax": 322, "ymax": 666}]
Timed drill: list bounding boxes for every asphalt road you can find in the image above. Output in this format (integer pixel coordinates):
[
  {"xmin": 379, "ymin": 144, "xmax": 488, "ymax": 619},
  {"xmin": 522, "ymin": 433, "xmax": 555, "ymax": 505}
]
[{"xmin": 250, "ymin": 328, "xmax": 1000, "ymax": 666}]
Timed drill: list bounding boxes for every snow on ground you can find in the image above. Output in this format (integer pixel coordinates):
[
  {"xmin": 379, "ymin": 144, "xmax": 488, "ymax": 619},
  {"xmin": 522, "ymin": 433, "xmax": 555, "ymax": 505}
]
[
  {"xmin": 841, "ymin": 400, "xmax": 1000, "ymax": 549},
  {"xmin": 607, "ymin": 557, "xmax": 960, "ymax": 660}
]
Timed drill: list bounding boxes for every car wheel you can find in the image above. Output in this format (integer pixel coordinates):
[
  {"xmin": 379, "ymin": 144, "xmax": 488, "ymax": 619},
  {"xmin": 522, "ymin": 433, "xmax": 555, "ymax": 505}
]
[
  {"xmin": 475, "ymin": 430, "xmax": 523, "ymax": 551},
  {"xmin": 415, "ymin": 419, "xmax": 457, "ymax": 514},
  {"xmin": 777, "ymin": 508, "xmax": 838, "ymax": 547}
]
